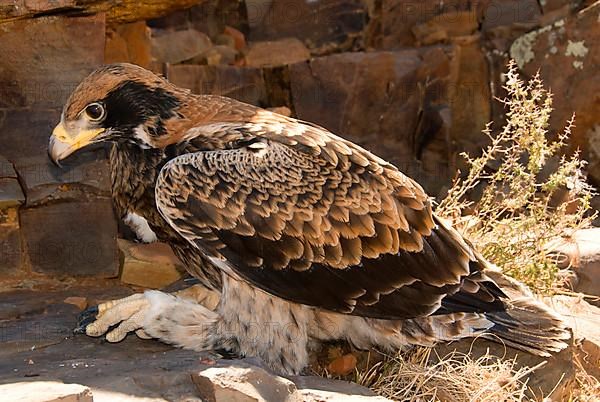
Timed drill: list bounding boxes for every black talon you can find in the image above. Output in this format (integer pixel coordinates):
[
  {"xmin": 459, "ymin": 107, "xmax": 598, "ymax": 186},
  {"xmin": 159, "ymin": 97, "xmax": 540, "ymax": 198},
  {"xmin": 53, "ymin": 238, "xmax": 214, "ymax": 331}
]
[
  {"xmin": 74, "ymin": 305, "xmax": 99, "ymax": 334},
  {"xmin": 214, "ymin": 348, "xmax": 240, "ymax": 359}
]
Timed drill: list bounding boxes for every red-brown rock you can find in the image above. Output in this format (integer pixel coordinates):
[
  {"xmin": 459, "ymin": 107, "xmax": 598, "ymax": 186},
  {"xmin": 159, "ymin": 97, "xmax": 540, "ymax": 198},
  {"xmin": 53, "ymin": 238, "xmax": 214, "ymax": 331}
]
[
  {"xmin": 245, "ymin": 38, "xmax": 310, "ymax": 67},
  {"xmin": 290, "ymin": 47, "xmax": 458, "ymax": 195},
  {"xmin": 224, "ymin": 25, "xmax": 246, "ymax": 50},
  {"xmin": 327, "ymin": 353, "xmax": 358, "ymax": 376},
  {"xmin": 0, "ymin": 15, "xmax": 105, "ymax": 109},
  {"xmin": 0, "ymin": 0, "xmax": 203, "ymax": 25},
  {"xmin": 202, "ymin": 45, "xmax": 238, "ymax": 66},
  {"xmin": 370, "ymin": 1, "xmax": 485, "ymax": 49},
  {"xmin": 148, "ymin": 0, "xmax": 248, "ymax": 40},
  {"xmin": 449, "ymin": 35, "xmax": 492, "ymax": 167},
  {"xmin": 151, "ymin": 29, "xmax": 213, "ymax": 64},
  {"xmin": 167, "ymin": 64, "xmax": 267, "ymax": 106},
  {"xmin": 481, "ymin": 0, "xmax": 541, "ymax": 31},
  {"xmin": 247, "ymin": 0, "xmax": 367, "ymax": 54},
  {"xmin": 105, "ymin": 21, "xmax": 152, "ymax": 68}
]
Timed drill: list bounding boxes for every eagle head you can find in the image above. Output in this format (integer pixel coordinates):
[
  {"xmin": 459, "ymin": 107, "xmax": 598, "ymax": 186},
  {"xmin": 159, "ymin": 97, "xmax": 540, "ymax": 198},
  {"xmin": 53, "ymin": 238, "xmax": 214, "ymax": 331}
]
[{"xmin": 48, "ymin": 63, "xmax": 183, "ymax": 165}]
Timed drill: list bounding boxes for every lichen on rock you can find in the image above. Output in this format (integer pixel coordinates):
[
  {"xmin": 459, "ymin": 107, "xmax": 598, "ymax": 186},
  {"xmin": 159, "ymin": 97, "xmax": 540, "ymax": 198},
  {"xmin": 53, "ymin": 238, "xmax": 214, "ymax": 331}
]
[{"xmin": 510, "ymin": 25, "xmax": 552, "ymax": 68}]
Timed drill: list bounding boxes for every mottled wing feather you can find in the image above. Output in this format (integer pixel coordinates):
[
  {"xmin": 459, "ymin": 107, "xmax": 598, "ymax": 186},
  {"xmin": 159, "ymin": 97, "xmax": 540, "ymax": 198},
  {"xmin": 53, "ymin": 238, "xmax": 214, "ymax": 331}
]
[{"xmin": 155, "ymin": 117, "xmax": 506, "ymax": 318}]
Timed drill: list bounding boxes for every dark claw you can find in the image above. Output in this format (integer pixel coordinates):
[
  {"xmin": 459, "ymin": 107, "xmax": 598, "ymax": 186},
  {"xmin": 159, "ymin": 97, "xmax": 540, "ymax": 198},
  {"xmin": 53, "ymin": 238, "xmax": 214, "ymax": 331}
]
[
  {"xmin": 73, "ymin": 305, "xmax": 99, "ymax": 334},
  {"xmin": 214, "ymin": 348, "xmax": 240, "ymax": 359}
]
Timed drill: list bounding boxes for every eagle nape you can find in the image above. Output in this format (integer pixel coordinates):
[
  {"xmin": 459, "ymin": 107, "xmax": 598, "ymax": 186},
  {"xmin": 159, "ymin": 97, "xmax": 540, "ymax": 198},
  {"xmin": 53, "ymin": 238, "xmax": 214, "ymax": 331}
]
[{"xmin": 49, "ymin": 63, "xmax": 570, "ymax": 375}]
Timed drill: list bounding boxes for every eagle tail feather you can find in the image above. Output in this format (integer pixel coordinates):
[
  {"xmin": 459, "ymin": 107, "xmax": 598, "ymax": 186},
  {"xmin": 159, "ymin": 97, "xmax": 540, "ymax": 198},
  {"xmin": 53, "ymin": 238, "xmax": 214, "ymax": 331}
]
[{"xmin": 483, "ymin": 295, "xmax": 571, "ymax": 356}]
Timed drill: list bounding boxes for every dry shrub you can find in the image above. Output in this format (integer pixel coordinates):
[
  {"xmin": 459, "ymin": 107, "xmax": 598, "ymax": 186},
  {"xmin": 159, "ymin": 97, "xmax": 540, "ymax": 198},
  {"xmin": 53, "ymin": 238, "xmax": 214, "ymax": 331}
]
[
  {"xmin": 359, "ymin": 62, "xmax": 598, "ymax": 401},
  {"xmin": 436, "ymin": 60, "xmax": 596, "ymax": 293}
]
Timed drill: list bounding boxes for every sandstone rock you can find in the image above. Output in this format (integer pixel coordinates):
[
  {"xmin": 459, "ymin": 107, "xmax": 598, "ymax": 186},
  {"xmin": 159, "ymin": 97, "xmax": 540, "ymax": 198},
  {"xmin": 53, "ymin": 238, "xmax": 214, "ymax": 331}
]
[
  {"xmin": 167, "ymin": 64, "xmax": 267, "ymax": 106},
  {"xmin": 245, "ymin": 38, "xmax": 310, "ymax": 67},
  {"xmin": 119, "ymin": 239, "xmax": 184, "ymax": 289},
  {"xmin": 412, "ymin": 11, "xmax": 479, "ymax": 45},
  {"xmin": 538, "ymin": 0, "xmax": 573, "ymax": 14},
  {"xmin": 508, "ymin": 2, "xmax": 600, "ymax": 185},
  {"xmin": 0, "ymin": 178, "xmax": 25, "ymax": 209},
  {"xmin": 0, "ymin": 0, "xmax": 77, "ymax": 22},
  {"xmin": 481, "ymin": 0, "xmax": 541, "ymax": 31},
  {"xmin": 548, "ymin": 295, "xmax": 600, "ymax": 380},
  {"xmin": 291, "ymin": 375, "xmax": 390, "ymax": 401},
  {"xmin": 148, "ymin": 0, "xmax": 248, "ymax": 40},
  {"xmin": 266, "ymin": 106, "xmax": 292, "ymax": 117},
  {"xmin": 20, "ymin": 200, "xmax": 119, "ymax": 278},
  {"xmin": 215, "ymin": 33, "xmax": 237, "ymax": 48},
  {"xmin": 547, "ymin": 228, "xmax": 600, "ymax": 302},
  {"xmin": 192, "ymin": 361, "xmax": 297, "ymax": 402},
  {"xmin": 202, "ymin": 45, "xmax": 239, "ymax": 66},
  {"xmin": 104, "ymin": 28, "xmax": 130, "ymax": 64},
  {"xmin": 0, "ymin": 0, "xmax": 204, "ymax": 25},
  {"xmin": 289, "ymin": 47, "xmax": 457, "ymax": 195},
  {"xmin": 105, "ymin": 21, "xmax": 152, "ymax": 68},
  {"xmin": 0, "ymin": 155, "xmax": 18, "ymax": 179},
  {"xmin": 224, "ymin": 26, "xmax": 247, "ymax": 51},
  {"xmin": 0, "ymin": 285, "xmax": 204, "ymax": 400},
  {"xmin": 15, "ymin": 152, "xmax": 112, "ymax": 207},
  {"xmin": 449, "ymin": 35, "xmax": 492, "ymax": 171},
  {"xmin": 247, "ymin": 0, "xmax": 367, "ymax": 54},
  {"xmin": 151, "ymin": 29, "xmax": 213, "ymax": 64},
  {"xmin": 0, "ymin": 207, "xmax": 21, "ymax": 274},
  {"xmin": 192, "ymin": 360, "xmax": 388, "ymax": 402},
  {"xmin": 0, "ymin": 381, "xmax": 92, "ymax": 402},
  {"xmin": 63, "ymin": 297, "xmax": 88, "ymax": 311},
  {"xmin": 0, "ymin": 15, "xmax": 105, "ymax": 110},
  {"xmin": 370, "ymin": 1, "xmax": 484, "ymax": 49}
]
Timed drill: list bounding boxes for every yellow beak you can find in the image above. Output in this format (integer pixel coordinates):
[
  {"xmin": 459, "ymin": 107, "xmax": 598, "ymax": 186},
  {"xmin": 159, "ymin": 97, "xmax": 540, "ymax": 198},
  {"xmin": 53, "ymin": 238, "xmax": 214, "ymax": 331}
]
[{"xmin": 48, "ymin": 122, "xmax": 104, "ymax": 164}]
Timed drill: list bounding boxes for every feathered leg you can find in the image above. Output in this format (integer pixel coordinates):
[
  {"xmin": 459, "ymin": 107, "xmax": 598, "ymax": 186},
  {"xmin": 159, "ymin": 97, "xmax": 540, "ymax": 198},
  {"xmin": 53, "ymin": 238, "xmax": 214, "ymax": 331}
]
[
  {"xmin": 81, "ymin": 285, "xmax": 221, "ymax": 342},
  {"xmin": 79, "ymin": 279, "xmax": 312, "ymax": 374},
  {"xmin": 83, "ymin": 291, "xmax": 223, "ymax": 350}
]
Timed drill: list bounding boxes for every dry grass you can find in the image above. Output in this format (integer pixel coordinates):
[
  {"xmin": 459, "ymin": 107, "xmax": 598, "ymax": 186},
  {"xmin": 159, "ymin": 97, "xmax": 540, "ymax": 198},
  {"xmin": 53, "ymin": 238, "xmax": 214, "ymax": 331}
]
[
  {"xmin": 570, "ymin": 351, "xmax": 600, "ymax": 402},
  {"xmin": 355, "ymin": 347, "xmax": 540, "ymax": 402}
]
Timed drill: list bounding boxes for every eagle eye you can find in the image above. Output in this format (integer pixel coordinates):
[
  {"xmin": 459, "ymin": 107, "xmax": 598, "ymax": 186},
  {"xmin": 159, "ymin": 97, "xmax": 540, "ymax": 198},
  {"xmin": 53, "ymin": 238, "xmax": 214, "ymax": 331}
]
[{"xmin": 84, "ymin": 102, "xmax": 105, "ymax": 122}]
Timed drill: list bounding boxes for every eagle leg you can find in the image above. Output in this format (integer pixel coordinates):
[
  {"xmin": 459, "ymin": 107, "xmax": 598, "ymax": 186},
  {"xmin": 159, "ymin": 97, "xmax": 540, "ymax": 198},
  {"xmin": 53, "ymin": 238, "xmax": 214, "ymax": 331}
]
[
  {"xmin": 76, "ymin": 285, "xmax": 221, "ymax": 341},
  {"xmin": 79, "ymin": 290, "xmax": 227, "ymax": 354}
]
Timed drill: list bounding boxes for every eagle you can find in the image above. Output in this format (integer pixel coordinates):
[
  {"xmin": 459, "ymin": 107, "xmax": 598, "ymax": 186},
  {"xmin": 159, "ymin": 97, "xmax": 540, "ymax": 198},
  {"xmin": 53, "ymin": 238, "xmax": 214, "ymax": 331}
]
[{"xmin": 48, "ymin": 63, "xmax": 569, "ymax": 375}]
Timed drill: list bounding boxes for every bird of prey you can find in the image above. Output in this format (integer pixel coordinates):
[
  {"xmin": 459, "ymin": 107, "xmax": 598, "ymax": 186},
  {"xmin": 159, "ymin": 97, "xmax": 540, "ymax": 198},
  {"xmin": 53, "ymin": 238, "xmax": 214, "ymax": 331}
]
[{"xmin": 48, "ymin": 63, "xmax": 569, "ymax": 375}]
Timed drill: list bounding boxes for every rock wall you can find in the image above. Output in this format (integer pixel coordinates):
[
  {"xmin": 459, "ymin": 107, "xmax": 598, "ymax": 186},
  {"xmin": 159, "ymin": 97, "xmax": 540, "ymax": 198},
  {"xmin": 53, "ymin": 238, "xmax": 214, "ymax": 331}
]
[{"xmin": 0, "ymin": 0, "xmax": 598, "ymax": 280}]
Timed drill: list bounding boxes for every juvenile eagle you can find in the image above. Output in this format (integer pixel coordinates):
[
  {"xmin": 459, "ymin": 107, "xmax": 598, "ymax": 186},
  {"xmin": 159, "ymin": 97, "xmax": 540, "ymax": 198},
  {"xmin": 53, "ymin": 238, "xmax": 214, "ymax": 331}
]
[{"xmin": 48, "ymin": 64, "xmax": 569, "ymax": 374}]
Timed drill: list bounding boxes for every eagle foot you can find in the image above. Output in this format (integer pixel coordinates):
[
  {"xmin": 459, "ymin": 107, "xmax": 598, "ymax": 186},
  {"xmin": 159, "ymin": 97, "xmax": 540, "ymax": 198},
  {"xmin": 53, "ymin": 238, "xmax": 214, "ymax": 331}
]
[{"xmin": 75, "ymin": 293, "xmax": 152, "ymax": 342}]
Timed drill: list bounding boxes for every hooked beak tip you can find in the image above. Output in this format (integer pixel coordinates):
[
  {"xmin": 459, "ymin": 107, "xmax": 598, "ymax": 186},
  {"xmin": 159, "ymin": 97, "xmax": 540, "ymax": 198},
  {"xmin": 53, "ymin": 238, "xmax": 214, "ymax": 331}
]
[
  {"xmin": 47, "ymin": 134, "xmax": 67, "ymax": 168},
  {"xmin": 48, "ymin": 147, "xmax": 62, "ymax": 168}
]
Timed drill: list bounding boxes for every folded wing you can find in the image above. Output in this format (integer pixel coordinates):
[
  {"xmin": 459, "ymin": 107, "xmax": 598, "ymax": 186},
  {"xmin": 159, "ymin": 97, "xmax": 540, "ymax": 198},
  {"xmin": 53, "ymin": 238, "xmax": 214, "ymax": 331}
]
[{"xmin": 155, "ymin": 119, "xmax": 506, "ymax": 319}]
